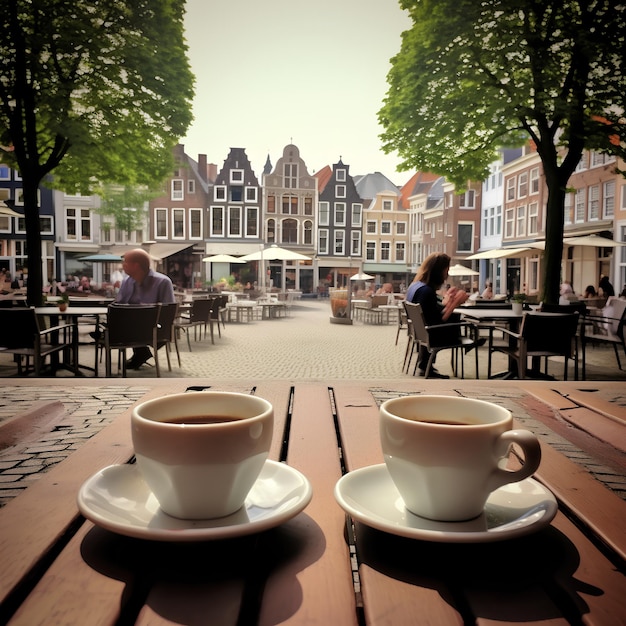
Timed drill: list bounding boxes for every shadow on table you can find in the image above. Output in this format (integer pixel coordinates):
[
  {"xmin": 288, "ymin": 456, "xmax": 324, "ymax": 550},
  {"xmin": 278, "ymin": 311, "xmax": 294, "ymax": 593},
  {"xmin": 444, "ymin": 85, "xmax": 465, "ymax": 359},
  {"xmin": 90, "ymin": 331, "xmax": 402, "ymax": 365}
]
[
  {"xmin": 353, "ymin": 522, "xmax": 597, "ymax": 623},
  {"xmin": 81, "ymin": 512, "xmax": 325, "ymax": 625}
]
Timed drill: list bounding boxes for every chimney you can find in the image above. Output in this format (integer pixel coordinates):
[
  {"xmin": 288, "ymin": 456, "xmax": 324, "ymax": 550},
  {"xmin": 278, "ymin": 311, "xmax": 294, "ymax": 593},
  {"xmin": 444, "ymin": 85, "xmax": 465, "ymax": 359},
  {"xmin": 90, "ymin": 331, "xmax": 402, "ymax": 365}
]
[
  {"xmin": 207, "ymin": 163, "xmax": 218, "ymax": 184},
  {"xmin": 198, "ymin": 154, "xmax": 207, "ymax": 182}
]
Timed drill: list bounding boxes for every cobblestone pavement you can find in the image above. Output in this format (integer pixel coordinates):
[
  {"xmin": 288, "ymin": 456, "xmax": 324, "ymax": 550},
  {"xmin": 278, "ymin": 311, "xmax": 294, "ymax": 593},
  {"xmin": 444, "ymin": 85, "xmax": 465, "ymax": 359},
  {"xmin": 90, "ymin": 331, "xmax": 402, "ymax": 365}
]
[{"xmin": 0, "ymin": 298, "xmax": 624, "ymax": 506}]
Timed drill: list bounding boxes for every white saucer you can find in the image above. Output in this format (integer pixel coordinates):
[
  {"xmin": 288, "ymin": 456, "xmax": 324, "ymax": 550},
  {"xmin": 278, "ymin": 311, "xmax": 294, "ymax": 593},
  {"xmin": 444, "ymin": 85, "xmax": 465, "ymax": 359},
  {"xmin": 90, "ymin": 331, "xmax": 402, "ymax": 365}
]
[
  {"xmin": 78, "ymin": 460, "xmax": 312, "ymax": 542},
  {"xmin": 334, "ymin": 464, "xmax": 557, "ymax": 543}
]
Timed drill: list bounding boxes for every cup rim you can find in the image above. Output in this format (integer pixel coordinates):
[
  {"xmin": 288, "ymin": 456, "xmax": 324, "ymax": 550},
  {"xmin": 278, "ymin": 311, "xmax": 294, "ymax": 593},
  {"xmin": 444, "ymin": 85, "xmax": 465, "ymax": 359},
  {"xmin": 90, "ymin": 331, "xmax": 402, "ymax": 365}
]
[
  {"xmin": 380, "ymin": 394, "xmax": 511, "ymax": 427},
  {"xmin": 132, "ymin": 391, "xmax": 273, "ymax": 428}
]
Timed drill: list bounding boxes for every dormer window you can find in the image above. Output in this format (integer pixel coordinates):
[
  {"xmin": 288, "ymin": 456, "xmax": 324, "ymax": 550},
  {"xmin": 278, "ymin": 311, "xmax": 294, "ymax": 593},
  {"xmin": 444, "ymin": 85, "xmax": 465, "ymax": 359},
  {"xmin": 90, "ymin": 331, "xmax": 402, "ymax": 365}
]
[{"xmin": 230, "ymin": 169, "xmax": 244, "ymax": 184}]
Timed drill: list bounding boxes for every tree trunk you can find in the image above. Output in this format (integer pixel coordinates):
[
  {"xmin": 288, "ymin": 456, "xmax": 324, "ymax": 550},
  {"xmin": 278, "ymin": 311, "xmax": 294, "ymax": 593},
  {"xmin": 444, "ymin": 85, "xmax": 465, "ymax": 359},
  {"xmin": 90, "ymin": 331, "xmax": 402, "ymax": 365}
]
[{"xmin": 22, "ymin": 175, "xmax": 44, "ymax": 307}]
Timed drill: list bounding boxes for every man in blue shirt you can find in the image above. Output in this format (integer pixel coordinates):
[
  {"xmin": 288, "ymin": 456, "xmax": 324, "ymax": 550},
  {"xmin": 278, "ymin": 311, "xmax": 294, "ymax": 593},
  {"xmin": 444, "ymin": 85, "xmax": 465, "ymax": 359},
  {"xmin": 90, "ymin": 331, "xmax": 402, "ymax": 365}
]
[{"xmin": 117, "ymin": 248, "xmax": 175, "ymax": 369}]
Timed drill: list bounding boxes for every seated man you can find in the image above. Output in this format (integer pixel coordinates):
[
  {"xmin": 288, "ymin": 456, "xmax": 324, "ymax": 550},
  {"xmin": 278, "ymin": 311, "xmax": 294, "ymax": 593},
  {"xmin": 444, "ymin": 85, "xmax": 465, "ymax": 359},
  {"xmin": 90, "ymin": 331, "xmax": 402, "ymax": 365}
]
[{"xmin": 116, "ymin": 249, "xmax": 175, "ymax": 369}]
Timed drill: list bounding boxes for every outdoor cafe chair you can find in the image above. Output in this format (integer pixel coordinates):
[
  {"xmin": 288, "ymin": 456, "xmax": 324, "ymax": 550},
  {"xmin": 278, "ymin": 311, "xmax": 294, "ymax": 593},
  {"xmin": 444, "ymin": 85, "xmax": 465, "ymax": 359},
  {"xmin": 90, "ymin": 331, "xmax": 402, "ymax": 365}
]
[
  {"xmin": 174, "ymin": 297, "xmax": 213, "ymax": 350},
  {"xmin": 403, "ymin": 301, "xmax": 480, "ymax": 379},
  {"xmin": 155, "ymin": 301, "xmax": 181, "ymax": 371},
  {"xmin": 487, "ymin": 311, "xmax": 580, "ymax": 380},
  {"xmin": 95, "ymin": 303, "xmax": 161, "ymax": 377},
  {"xmin": 0, "ymin": 307, "xmax": 74, "ymax": 376},
  {"xmin": 583, "ymin": 296, "xmax": 626, "ymax": 370}
]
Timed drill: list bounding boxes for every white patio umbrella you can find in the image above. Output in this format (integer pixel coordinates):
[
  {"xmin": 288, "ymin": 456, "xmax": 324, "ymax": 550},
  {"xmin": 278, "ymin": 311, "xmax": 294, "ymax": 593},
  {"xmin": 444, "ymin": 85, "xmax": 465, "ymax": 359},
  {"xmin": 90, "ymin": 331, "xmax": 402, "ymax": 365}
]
[
  {"xmin": 447, "ymin": 264, "xmax": 479, "ymax": 276},
  {"xmin": 350, "ymin": 272, "xmax": 375, "ymax": 281},
  {"xmin": 202, "ymin": 254, "xmax": 245, "ymax": 263},
  {"xmin": 239, "ymin": 245, "xmax": 312, "ymax": 262}
]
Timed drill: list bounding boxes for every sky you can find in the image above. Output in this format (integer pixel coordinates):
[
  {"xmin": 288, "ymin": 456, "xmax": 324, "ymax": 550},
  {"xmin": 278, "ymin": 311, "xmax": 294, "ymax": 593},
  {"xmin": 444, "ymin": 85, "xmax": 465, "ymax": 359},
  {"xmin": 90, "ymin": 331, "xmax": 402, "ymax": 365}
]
[{"xmin": 180, "ymin": 0, "xmax": 413, "ymax": 187}]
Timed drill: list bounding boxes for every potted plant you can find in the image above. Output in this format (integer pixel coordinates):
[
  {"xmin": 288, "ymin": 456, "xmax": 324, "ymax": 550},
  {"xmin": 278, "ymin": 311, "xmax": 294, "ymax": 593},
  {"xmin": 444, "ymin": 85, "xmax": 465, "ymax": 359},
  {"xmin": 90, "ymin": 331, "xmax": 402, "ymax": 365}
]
[
  {"xmin": 57, "ymin": 292, "xmax": 69, "ymax": 312},
  {"xmin": 511, "ymin": 293, "xmax": 526, "ymax": 315}
]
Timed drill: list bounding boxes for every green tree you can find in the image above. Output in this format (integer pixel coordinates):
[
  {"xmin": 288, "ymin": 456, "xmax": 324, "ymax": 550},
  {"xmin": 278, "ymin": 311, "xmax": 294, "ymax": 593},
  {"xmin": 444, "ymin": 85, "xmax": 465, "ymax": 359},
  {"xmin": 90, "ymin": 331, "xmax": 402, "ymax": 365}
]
[
  {"xmin": 97, "ymin": 184, "xmax": 159, "ymax": 237},
  {"xmin": 379, "ymin": 0, "xmax": 625, "ymax": 304},
  {"xmin": 0, "ymin": 0, "xmax": 194, "ymax": 305}
]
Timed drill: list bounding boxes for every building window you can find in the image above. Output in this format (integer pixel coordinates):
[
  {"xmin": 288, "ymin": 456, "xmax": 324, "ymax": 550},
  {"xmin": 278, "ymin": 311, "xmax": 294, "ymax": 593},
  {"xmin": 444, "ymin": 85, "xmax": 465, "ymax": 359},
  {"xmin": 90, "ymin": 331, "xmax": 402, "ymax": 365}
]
[
  {"xmin": 318, "ymin": 229, "xmax": 329, "ymax": 254},
  {"xmin": 505, "ymin": 208, "xmax": 514, "ymax": 238},
  {"xmin": 382, "ymin": 199, "xmax": 393, "ymax": 211},
  {"xmin": 187, "ymin": 180, "xmax": 195, "ymax": 194},
  {"xmin": 516, "ymin": 205, "xmax": 526, "ymax": 237},
  {"xmin": 335, "ymin": 202, "xmax": 346, "ymax": 226},
  {"xmin": 304, "ymin": 197, "xmax": 313, "ymax": 215},
  {"xmin": 282, "ymin": 195, "xmax": 298, "ymax": 215},
  {"xmin": 228, "ymin": 206, "xmax": 241, "ymax": 236},
  {"xmin": 351, "ymin": 231, "xmax": 361, "ymax": 255},
  {"xmin": 336, "ymin": 169, "xmax": 346, "ymax": 182},
  {"xmin": 155, "ymin": 208, "xmax": 167, "ymax": 237},
  {"xmin": 381, "ymin": 221, "xmax": 391, "ymax": 235},
  {"xmin": 366, "ymin": 221, "xmax": 377, "ymax": 234},
  {"xmin": 396, "ymin": 221, "xmax": 406, "ymax": 235},
  {"xmin": 334, "ymin": 230, "xmax": 345, "ymax": 255},
  {"xmin": 282, "ymin": 218, "xmax": 298, "ymax": 244},
  {"xmin": 459, "ymin": 189, "xmax": 475, "ymax": 208},
  {"xmin": 506, "ymin": 177, "xmax": 516, "ymax": 201},
  {"xmin": 335, "ymin": 185, "xmax": 346, "ymax": 198},
  {"xmin": 245, "ymin": 187, "xmax": 257, "ymax": 202},
  {"xmin": 267, "ymin": 194, "xmax": 276, "ymax": 213},
  {"xmin": 588, "ymin": 185, "xmax": 599, "ymax": 220},
  {"xmin": 171, "ymin": 179, "xmax": 184, "ymax": 201},
  {"xmin": 246, "ymin": 207, "xmax": 258, "ymax": 237},
  {"xmin": 267, "ymin": 218, "xmax": 275, "ymax": 243},
  {"xmin": 366, "ymin": 241, "xmax": 376, "ymax": 261},
  {"xmin": 457, "ymin": 223, "xmax": 474, "ymax": 252},
  {"xmin": 66, "ymin": 208, "xmax": 91, "ymax": 241},
  {"xmin": 530, "ymin": 168, "xmax": 539, "ymax": 194},
  {"xmin": 564, "ymin": 193, "xmax": 572, "ymax": 224},
  {"xmin": 284, "ymin": 163, "xmax": 298, "ymax": 189},
  {"xmin": 211, "ymin": 207, "xmax": 224, "ymax": 236},
  {"xmin": 214, "ymin": 186, "xmax": 226, "ymax": 201},
  {"xmin": 230, "ymin": 169, "xmax": 244, "ymax": 184},
  {"xmin": 528, "ymin": 202, "xmax": 538, "ymax": 235},
  {"xmin": 575, "ymin": 189, "xmax": 586, "ymax": 222},
  {"xmin": 172, "ymin": 208, "xmax": 185, "ymax": 238},
  {"xmin": 319, "ymin": 202, "xmax": 329, "ymax": 225},
  {"xmin": 380, "ymin": 241, "xmax": 390, "ymax": 261},
  {"xmin": 517, "ymin": 172, "xmax": 528, "ymax": 198},
  {"xmin": 0, "ymin": 165, "xmax": 10, "ymax": 180},
  {"xmin": 603, "ymin": 181, "xmax": 614, "ymax": 218},
  {"xmin": 395, "ymin": 242, "xmax": 405, "ymax": 262},
  {"xmin": 304, "ymin": 220, "xmax": 313, "ymax": 245},
  {"xmin": 351, "ymin": 203, "xmax": 362, "ymax": 227},
  {"xmin": 230, "ymin": 187, "xmax": 242, "ymax": 202},
  {"xmin": 189, "ymin": 208, "xmax": 202, "ymax": 238}
]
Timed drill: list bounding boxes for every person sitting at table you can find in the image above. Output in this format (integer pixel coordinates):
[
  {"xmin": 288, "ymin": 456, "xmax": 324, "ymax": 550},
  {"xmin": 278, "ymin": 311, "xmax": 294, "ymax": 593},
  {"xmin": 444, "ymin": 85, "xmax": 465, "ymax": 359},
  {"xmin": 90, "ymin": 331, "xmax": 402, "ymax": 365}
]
[
  {"xmin": 599, "ymin": 275, "xmax": 615, "ymax": 298},
  {"xmin": 583, "ymin": 284, "xmax": 597, "ymax": 298},
  {"xmin": 405, "ymin": 252, "xmax": 474, "ymax": 379},
  {"xmin": 559, "ymin": 282, "xmax": 579, "ymax": 305},
  {"xmin": 376, "ymin": 282, "xmax": 393, "ymax": 295},
  {"xmin": 115, "ymin": 248, "xmax": 175, "ymax": 369},
  {"xmin": 481, "ymin": 281, "xmax": 494, "ymax": 299}
]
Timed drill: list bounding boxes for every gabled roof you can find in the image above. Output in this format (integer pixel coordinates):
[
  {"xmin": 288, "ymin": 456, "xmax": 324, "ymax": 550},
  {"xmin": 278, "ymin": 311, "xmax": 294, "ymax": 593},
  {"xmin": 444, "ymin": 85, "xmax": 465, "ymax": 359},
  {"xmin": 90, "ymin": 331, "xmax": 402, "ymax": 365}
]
[
  {"xmin": 399, "ymin": 171, "xmax": 441, "ymax": 209},
  {"xmin": 314, "ymin": 165, "xmax": 333, "ymax": 193},
  {"xmin": 353, "ymin": 172, "xmax": 400, "ymax": 202}
]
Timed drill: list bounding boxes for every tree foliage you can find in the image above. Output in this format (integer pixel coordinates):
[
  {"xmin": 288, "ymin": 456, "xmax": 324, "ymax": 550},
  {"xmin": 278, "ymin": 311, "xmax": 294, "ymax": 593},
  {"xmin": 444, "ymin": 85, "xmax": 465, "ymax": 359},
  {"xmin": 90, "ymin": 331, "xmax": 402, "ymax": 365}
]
[
  {"xmin": 379, "ymin": 0, "xmax": 625, "ymax": 304},
  {"xmin": 0, "ymin": 0, "xmax": 194, "ymax": 304}
]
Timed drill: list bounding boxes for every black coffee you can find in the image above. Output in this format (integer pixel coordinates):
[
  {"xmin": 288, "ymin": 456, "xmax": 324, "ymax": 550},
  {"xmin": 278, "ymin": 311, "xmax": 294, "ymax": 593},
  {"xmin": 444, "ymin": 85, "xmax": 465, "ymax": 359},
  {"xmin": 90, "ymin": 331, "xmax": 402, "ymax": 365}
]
[{"xmin": 166, "ymin": 415, "xmax": 239, "ymax": 425}]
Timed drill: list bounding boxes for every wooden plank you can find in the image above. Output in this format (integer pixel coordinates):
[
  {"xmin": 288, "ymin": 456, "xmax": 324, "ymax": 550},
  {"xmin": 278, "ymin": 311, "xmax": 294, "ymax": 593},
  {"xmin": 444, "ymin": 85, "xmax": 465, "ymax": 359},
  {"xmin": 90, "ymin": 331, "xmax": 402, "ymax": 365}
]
[
  {"xmin": 560, "ymin": 406, "xmax": 626, "ymax": 454},
  {"xmin": 258, "ymin": 383, "xmax": 357, "ymax": 626},
  {"xmin": 333, "ymin": 383, "xmax": 465, "ymax": 626}
]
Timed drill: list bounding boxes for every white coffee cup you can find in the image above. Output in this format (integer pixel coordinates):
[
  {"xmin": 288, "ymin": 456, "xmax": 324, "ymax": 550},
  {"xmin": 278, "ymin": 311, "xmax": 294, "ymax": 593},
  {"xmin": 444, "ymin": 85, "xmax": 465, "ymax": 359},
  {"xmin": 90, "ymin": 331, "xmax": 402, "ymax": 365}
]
[
  {"xmin": 131, "ymin": 391, "xmax": 273, "ymax": 519},
  {"xmin": 380, "ymin": 395, "xmax": 541, "ymax": 522}
]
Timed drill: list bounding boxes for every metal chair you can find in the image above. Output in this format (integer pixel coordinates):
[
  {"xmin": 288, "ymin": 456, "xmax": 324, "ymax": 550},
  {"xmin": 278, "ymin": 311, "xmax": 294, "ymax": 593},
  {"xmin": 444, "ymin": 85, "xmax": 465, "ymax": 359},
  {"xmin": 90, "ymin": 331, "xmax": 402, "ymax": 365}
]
[
  {"xmin": 174, "ymin": 297, "xmax": 213, "ymax": 350},
  {"xmin": 487, "ymin": 311, "xmax": 580, "ymax": 380},
  {"xmin": 403, "ymin": 301, "xmax": 480, "ymax": 378},
  {"xmin": 155, "ymin": 302, "xmax": 181, "ymax": 371},
  {"xmin": 96, "ymin": 304, "xmax": 161, "ymax": 377},
  {"xmin": 584, "ymin": 297, "xmax": 626, "ymax": 370},
  {"xmin": 0, "ymin": 307, "xmax": 74, "ymax": 376}
]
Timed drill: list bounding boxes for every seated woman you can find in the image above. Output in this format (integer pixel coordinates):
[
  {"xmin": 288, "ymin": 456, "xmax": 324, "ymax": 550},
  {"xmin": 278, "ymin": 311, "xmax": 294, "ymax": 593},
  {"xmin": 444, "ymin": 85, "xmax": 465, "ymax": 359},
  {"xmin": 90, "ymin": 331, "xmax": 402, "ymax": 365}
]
[
  {"xmin": 583, "ymin": 285, "xmax": 597, "ymax": 298},
  {"xmin": 481, "ymin": 281, "xmax": 493, "ymax": 299}
]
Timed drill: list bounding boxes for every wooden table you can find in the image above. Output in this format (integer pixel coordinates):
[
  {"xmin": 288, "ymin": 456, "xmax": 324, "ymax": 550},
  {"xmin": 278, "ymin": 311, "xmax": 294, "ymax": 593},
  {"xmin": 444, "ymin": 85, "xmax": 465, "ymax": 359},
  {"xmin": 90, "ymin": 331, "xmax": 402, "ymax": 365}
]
[{"xmin": 0, "ymin": 379, "xmax": 624, "ymax": 625}]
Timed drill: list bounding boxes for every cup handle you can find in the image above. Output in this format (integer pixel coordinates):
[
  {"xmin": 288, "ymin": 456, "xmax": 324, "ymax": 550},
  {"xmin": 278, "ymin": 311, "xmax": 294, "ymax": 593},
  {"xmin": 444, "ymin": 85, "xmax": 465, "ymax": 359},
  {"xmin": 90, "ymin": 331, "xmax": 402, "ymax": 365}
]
[{"xmin": 488, "ymin": 429, "xmax": 542, "ymax": 492}]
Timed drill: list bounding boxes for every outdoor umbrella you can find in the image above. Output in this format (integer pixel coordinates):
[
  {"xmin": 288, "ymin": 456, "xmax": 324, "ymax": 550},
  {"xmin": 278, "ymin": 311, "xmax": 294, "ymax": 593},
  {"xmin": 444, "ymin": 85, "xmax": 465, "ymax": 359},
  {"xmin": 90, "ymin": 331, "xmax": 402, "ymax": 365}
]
[
  {"xmin": 239, "ymin": 245, "xmax": 311, "ymax": 261},
  {"xmin": 350, "ymin": 272, "xmax": 375, "ymax": 281},
  {"xmin": 202, "ymin": 254, "xmax": 245, "ymax": 263},
  {"xmin": 563, "ymin": 235, "xmax": 626, "ymax": 248},
  {"xmin": 447, "ymin": 264, "xmax": 479, "ymax": 276},
  {"xmin": 79, "ymin": 254, "xmax": 123, "ymax": 262}
]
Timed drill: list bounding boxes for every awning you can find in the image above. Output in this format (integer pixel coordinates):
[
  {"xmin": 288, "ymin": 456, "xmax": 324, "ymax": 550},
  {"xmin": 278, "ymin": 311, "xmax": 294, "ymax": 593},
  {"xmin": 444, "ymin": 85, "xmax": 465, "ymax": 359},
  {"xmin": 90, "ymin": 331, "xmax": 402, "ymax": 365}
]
[
  {"xmin": 466, "ymin": 247, "xmax": 531, "ymax": 260},
  {"xmin": 363, "ymin": 263, "xmax": 409, "ymax": 273},
  {"xmin": 147, "ymin": 243, "xmax": 194, "ymax": 260},
  {"xmin": 56, "ymin": 244, "xmax": 100, "ymax": 253}
]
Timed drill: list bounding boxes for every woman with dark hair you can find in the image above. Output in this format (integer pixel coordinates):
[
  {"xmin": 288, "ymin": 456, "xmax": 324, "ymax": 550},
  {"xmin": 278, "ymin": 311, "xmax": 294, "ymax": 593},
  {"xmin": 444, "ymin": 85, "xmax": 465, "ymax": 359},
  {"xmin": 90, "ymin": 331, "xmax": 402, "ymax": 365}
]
[
  {"xmin": 405, "ymin": 252, "xmax": 471, "ymax": 378},
  {"xmin": 599, "ymin": 275, "xmax": 615, "ymax": 298}
]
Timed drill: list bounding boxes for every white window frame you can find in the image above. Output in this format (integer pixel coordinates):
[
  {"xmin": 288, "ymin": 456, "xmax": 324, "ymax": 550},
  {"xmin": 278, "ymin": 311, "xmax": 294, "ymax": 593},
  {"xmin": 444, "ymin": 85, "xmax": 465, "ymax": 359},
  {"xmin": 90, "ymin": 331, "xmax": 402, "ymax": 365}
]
[
  {"xmin": 245, "ymin": 187, "xmax": 258, "ymax": 203},
  {"xmin": 214, "ymin": 185, "xmax": 227, "ymax": 201},
  {"xmin": 210, "ymin": 206, "xmax": 224, "ymax": 237},
  {"xmin": 334, "ymin": 230, "xmax": 345, "ymax": 255},
  {"xmin": 381, "ymin": 221, "xmax": 392, "ymax": 235},
  {"xmin": 228, "ymin": 206, "xmax": 242, "ymax": 237},
  {"xmin": 603, "ymin": 181, "xmax": 615, "ymax": 218},
  {"xmin": 351, "ymin": 231, "xmax": 361, "ymax": 255},
  {"xmin": 396, "ymin": 221, "xmax": 407, "ymax": 235},
  {"xmin": 517, "ymin": 172, "xmax": 528, "ymax": 198},
  {"xmin": 366, "ymin": 240, "xmax": 376, "ymax": 261},
  {"xmin": 171, "ymin": 179, "xmax": 184, "ymax": 201},
  {"xmin": 380, "ymin": 241, "xmax": 391, "ymax": 261},
  {"xmin": 155, "ymin": 208, "xmax": 168, "ymax": 238},
  {"xmin": 335, "ymin": 185, "xmax": 346, "ymax": 198},
  {"xmin": 189, "ymin": 208, "xmax": 203, "ymax": 239},
  {"xmin": 172, "ymin": 208, "xmax": 185, "ymax": 239},
  {"xmin": 318, "ymin": 229, "xmax": 329, "ymax": 254},
  {"xmin": 351, "ymin": 203, "xmax": 362, "ymax": 227},
  {"xmin": 530, "ymin": 167, "xmax": 539, "ymax": 194},
  {"xmin": 588, "ymin": 185, "xmax": 599, "ymax": 220},
  {"xmin": 319, "ymin": 201, "xmax": 330, "ymax": 226},
  {"xmin": 395, "ymin": 242, "xmax": 406, "ymax": 262},
  {"xmin": 516, "ymin": 205, "xmax": 526, "ymax": 237},
  {"xmin": 334, "ymin": 202, "xmax": 346, "ymax": 226},
  {"xmin": 506, "ymin": 177, "xmax": 516, "ymax": 201},
  {"xmin": 456, "ymin": 222, "xmax": 474, "ymax": 253},
  {"xmin": 366, "ymin": 220, "xmax": 377, "ymax": 235},
  {"xmin": 230, "ymin": 169, "xmax": 244, "ymax": 184},
  {"xmin": 187, "ymin": 179, "xmax": 196, "ymax": 194},
  {"xmin": 336, "ymin": 169, "xmax": 346, "ymax": 182},
  {"xmin": 245, "ymin": 206, "xmax": 259, "ymax": 238},
  {"xmin": 528, "ymin": 202, "xmax": 538, "ymax": 235}
]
